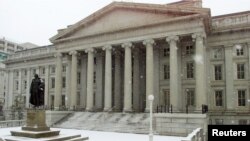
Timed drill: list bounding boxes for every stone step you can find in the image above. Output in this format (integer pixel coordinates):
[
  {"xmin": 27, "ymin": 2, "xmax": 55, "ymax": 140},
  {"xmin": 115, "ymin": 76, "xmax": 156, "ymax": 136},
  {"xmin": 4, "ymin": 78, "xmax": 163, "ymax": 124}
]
[{"xmin": 65, "ymin": 136, "xmax": 89, "ymax": 141}]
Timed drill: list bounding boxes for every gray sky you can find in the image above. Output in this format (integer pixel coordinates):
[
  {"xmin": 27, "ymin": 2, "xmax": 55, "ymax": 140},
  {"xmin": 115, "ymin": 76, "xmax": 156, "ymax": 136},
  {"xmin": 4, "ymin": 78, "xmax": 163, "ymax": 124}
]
[{"xmin": 0, "ymin": 0, "xmax": 249, "ymax": 46}]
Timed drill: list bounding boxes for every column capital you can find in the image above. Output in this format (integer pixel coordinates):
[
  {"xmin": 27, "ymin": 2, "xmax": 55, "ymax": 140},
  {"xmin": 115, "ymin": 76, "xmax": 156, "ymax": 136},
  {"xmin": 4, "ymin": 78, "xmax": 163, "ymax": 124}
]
[
  {"xmin": 121, "ymin": 42, "xmax": 133, "ymax": 48},
  {"xmin": 192, "ymin": 32, "xmax": 206, "ymax": 41},
  {"xmin": 85, "ymin": 48, "xmax": 94, "ymax": 53},
  {"xmin": 166, "ymin": 35, "xmax": 179, "ymax": 43},
  {"xmin": 54, "ymin": 52, "xmax": 62, "ymax": 58},
  {"xmin": 102, "ymin": 45, "xmax": 112, "ymax": 51},
  {"xmin": 69, "ymin": 50, "xmax": 78, "ymax": 56},
  {"xmin": 143, "ymin": 39, "xmax": 155, "ymax": 46}
]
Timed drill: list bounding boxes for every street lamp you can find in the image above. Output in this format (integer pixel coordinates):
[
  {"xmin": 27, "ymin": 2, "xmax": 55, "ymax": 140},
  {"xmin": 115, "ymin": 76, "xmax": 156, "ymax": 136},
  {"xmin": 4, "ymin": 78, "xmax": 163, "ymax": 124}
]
[{"xmin": 148, "ymin": 94, "xmax": 154, "ymax": 141}]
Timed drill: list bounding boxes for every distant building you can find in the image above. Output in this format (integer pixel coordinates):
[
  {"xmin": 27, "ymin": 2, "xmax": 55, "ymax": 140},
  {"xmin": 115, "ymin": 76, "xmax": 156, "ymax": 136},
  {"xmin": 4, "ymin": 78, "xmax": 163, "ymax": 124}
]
[
  {"xmin": 3, "ymin": 0, "xmax": 250, "ymax": 125},
  {"xmin": 0, "ymin": 37, "xmax": 37, "ymax": 110}
]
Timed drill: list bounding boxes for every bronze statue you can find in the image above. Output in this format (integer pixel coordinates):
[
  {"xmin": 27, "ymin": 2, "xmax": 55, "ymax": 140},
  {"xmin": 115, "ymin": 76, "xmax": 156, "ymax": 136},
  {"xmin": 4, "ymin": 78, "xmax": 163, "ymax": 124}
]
[{"xmin": 29, "ymin": 74, "xmax": 44, "ymax": 107}]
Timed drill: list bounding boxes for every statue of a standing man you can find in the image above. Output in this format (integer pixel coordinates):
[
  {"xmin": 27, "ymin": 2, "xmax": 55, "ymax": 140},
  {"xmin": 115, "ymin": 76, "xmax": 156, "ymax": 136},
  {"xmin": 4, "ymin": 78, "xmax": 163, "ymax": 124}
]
[{"xmin": 29, "ymin": 74, "xmax": 44, "ymax": 108}]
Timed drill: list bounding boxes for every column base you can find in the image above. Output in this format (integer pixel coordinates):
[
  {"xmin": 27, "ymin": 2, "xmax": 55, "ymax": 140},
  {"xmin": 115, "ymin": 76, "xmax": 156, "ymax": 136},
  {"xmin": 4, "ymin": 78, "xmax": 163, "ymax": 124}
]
[
  {"xmin": 86, "ymin": 107, "xmax": 94, "ymax": 112},
  {"xmin": 123, "ymin": 108, "xmax": 133, "ymax": 113},
  {"xmin": 144, "ymin": 108, "xmax": 150, "ymax": 113},
  {"xmin": 103, "ymin": 107, "xmax": 112, "ymax": 112}
]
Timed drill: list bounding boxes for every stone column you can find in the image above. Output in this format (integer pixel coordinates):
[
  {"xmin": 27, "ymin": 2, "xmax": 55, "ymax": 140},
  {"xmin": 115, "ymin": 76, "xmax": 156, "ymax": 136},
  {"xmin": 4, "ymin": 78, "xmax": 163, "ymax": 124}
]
[
  {"xmin": 143, "ymin": 39, "xmax": 155, "ymax": 112},
  {"xmin": 44, "ymin": 66, "xmax": 49, "ymax": 107},
  {"xmin": 166, "ymin": 35, "xmax": 180, "ymax": 111},
  {"xmin": 26, "ymin": 68, "xmax": 31, "ymax": 108},
  {"xmin": 54, "ymin": 52, "xmax": 63, "ymax": 110},
  {"xmin": 225, "ymin": 45, "xmax": 234, "ymax": 110},
  {"xmin": 122, "ymin": 42, "xmax": 133, "ymax": 112},
  {"xmin": 114, "ymin": 50, "xmax": 122, "ymax": 111},
  {"xmin": 66, "ymin": 56, "xmax": 72, "ymax": 108},
  {"xmin": 85, "ymin": 48, "xmax": 94, "ymax": 111},
  {"xmin": 7, "ymin": 70, "xmax": 14, "ymax": 108},
  {"xmin": 69, "ymin": 50, "xmax": 78, "ymax": 110},
  {"xmin": 133, "ymin": 48, "xmax": 140, "ymax": 112},
  {"xmin": 103, "ymin": 45, "xmax": 112, "ymax": 111},
  {"xmin": 192, "ymin": 33, "xmax": 207, "ymax": 111},
  {"xmin": 80, "ymin": 55, "xmax": 87, "ymax": 108}
]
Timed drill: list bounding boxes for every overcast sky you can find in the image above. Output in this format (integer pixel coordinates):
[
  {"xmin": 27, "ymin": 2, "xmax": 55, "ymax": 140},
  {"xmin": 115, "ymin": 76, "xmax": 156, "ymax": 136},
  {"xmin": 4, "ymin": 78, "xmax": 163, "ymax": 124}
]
[{"xmin": 0, "ymin": 0, "xmax": 249, "ymax": 46}]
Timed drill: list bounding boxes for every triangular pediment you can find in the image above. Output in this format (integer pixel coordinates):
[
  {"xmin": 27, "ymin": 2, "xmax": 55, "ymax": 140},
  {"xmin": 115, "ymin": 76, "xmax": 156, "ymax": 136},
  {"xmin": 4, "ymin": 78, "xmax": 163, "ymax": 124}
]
[{"xmin": 50, "ymin": 2, "xmax": 210, "ymax": 43}]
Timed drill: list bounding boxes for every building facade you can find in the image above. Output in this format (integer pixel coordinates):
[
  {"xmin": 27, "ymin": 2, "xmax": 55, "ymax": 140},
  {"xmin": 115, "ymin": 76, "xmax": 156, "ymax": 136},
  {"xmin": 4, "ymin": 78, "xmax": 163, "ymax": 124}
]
[{"xmin": 3, "ymin": 0, "xmax": 250, "ymax": 124}]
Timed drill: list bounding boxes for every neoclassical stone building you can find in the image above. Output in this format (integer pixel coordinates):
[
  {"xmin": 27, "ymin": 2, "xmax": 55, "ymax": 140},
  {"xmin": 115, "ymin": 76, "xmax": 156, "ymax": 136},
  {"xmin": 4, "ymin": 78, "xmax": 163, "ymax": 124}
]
[{"xmin": 3, "ymin": 0, "xmax": 250, "ymax": 124}]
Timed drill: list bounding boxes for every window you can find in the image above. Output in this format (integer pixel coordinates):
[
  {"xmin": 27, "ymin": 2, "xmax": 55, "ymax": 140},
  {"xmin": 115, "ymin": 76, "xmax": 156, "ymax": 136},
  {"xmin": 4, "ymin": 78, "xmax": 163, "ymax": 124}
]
[
  {"xmin": 239, "ymin": 120, "xmax": 248, "ymax": 125},
  {"xmin": 237, "ymin": 63, "xmax": 245, "ymax": 79},
  {"xmin": 62, "ymin": 77, "xmax": 66, "ymax": 88},
  {"xmin": 163, "ymin": 64, "xmax": 170, "ymax": 80},
  {"xmin": 94, "ymin": 57, "xmax": 97, "ymax": 65},
  {"xmin": 186, "ymin": 45, "xmax": 194, "ymax": 55},
  {"xmin": 215, "ymin": 90, "xmax": 223, "ymax": 106},
  {"xmin": 235, "ymin": 45, "xmax": 244, "ymax": 56},
  {"xmin": 214, "ymin": 48, "xmax": 223, "ymax": 59},
  {"xmin": 32, "ymin": 69, "xmax": 36, "ymax": 75},
  {"xmin": 51, "ymin": 78, "xmax": 55, "ymax": 88},
  {"xmin": 15, "ymin": 71, "xmax": 19, "ymax": 77},
  {"xmin": 62, "ymin": 65, "xmax": 66, "ymax": 72},
  {"xmin": 214, "ymin": 65, "xmax": 222, "ymax": 80},
  {"xmin": 186, "ymin": 89, "xmax": 195, "ymax": 106},
  {"xmin": 94, "ymin": 72, "xmax": 96, "ymax": 83},
  {"xmin": 15, "ymin": 81, "xmax": 19, "ymax": 90},
  {"xmin": 24, "ymin": 80, "xmax": 27, "ymax": 90},
  {"xmin": 41, "ymin": 67, "xmax": 45, "ymax": 75},
  {"xmin": 77, "ymin": 59, "xmax": 81, "ymax": 66},
  {"xmin": 77, "ymin": 72, "xmax": 81, "ymax": 84},
  {"xmin": 163, "ymin": 48, "xmax": 170, "ymax": 57},
  {"xmin": 186, "ymin": 62, "xmax": 194, "ymax": 79},
  {"xmin": 238, "ymin": 90, "xmax": 246, "ymax": 106},
  {"xmin": 51, "ymin": 66, "xmax": 55, "ymax": 74},
  {"xmin": 163, "ymin": 89, "xmax": 170, "ymax": 106},
  {"xmin": 62, "ymin": 95, "xmax": 65, "ymax": 106}
]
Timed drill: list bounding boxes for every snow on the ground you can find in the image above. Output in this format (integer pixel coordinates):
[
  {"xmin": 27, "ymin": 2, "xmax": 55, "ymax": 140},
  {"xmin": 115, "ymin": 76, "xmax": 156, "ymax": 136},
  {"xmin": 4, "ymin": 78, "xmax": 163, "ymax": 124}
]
[{"xmin": 0, "ymin": 127, "xmax": 184, "ymax": 141}]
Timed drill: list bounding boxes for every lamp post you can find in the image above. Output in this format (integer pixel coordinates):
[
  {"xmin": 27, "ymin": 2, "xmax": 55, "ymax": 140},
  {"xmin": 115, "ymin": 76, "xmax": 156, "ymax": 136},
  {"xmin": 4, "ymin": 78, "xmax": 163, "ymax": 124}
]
[{"xmin": 148, "ymin": 94, "xmax": 154, "ymax": 141}]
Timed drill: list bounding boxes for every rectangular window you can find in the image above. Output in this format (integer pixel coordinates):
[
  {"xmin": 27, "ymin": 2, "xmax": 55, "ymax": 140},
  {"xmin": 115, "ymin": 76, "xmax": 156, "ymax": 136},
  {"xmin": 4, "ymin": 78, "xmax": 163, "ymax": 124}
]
[
  {"xmin": 15, "ymin": 81, "xmax": 19, "ymax": 90},
  {"xmin": 238, "ymin": 90, "xmax": 246, "ymax": 106},
  {"xmin": 187, "ymin": 62, "xmax": 194, "ymax": 79},
  {"xmin": 237, "ymin": 63, "xmax": 245, "ymax": 79},
  {"xmin": 186, "ymin": 89, "xmax": 195, "ymax": 106},
  {"xmin": 62, "ymin": 95, "xmax": 65, "ymax": 106},
  {"xmin": 24, "ymin": 80, "xmax": 27, "ymax": 90},
  {"xmin": 94, "ymin": 57, "xmax": 97, "ymax": 65},
  {"xmin": 94, "ymin": 72, "xmax": 96, "ymax": 83},
  {"xmin": 32, "ymin": 69, "xmax": 36, "ymax": 75},
  {"xmin": 163, "ymin": 64, "xmax": 170, "ymax": 80},
  {"xmin": 41, "ymin": 67, "xmax": 45, "ymax": 75},
  {"xmin": 77, "ymin": 72, "xmax": 81, "ymax": 84},
  {"xmin": 163, "ymin": 48, "xmax": 170, "ymax": 57},
  {"xmin": 62, "ymin": 65, "xmax": 66, "ymax": 72},
  {"xmin": 51, "ymin": 66, "xmax": 55, "ymax": 74},
  {"xmin": 214, "ymin": 65, "xmax": 222, "ymax": 80},
  {"xmin": 215, "ymin": 90, "xmax": 223, "ymax": 106},
  {"xmin": 186, "ymin": 45, "xmax": 194, "ymax": 55},
  {"xmin": 51, "ymin": 78, "xmax": 55, "ymax": 88},
  {"xmin": 15, "ymin": 71, "xmax": 19, "ymax": 77},
  {"xmin": 62, "ymin": 77, "xmax": 66, "ymax": 88},
  {"xmin": 77, "ymin": 59, "xmax": 81, "ymax": 66},
  {"xmin": 236, "ymin": 45, "xmax": 244, "ymax": 56}
]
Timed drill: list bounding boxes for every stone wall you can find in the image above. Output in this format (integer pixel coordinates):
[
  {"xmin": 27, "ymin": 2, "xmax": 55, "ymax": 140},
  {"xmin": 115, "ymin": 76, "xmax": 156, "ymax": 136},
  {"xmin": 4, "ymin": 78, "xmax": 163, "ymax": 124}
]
[{"xmin": 154, "ymin": 113, "xmax": 208, "ymax": 137}]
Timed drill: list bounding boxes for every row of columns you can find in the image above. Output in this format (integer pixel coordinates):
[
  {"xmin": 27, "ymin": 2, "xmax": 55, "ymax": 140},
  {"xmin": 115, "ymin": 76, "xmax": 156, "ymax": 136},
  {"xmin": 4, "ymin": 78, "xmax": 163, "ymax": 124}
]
[{"xmin": 54, "ymin": 33, "xmax": 207, "ymax": 112}]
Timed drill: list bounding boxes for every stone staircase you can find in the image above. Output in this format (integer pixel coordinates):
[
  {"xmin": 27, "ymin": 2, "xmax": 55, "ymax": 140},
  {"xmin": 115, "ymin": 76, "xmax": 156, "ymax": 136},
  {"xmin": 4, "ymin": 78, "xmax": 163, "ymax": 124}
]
[{"xmin": 54, "ymin": 112, "xmax": 150, "ymax": 134}]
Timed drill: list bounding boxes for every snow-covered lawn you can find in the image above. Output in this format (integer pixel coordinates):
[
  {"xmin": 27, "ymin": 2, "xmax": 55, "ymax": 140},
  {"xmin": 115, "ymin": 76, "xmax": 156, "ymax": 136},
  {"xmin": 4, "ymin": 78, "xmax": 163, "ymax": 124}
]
[{"xmin": 0, "ymin": 127, "xmax": 184, "ymax": 141}]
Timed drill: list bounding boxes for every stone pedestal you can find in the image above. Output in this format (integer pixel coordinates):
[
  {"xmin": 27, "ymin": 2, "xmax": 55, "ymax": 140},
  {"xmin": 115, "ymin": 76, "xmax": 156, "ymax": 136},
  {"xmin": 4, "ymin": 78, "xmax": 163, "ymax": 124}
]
[{"xmin": 11, "ymin": 109, "xmax": 59, "ymax": 138}]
